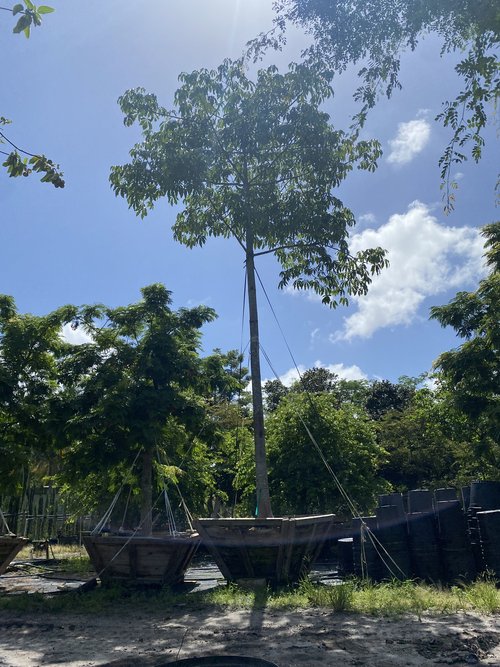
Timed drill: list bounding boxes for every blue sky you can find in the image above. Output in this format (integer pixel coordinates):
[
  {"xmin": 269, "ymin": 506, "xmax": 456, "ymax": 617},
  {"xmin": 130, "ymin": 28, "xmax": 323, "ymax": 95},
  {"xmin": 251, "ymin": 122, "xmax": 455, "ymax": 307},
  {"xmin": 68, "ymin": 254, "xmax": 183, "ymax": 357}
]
[{"xmin": 1, "ymin": 1, "xmax": 498, "ymax": 386}]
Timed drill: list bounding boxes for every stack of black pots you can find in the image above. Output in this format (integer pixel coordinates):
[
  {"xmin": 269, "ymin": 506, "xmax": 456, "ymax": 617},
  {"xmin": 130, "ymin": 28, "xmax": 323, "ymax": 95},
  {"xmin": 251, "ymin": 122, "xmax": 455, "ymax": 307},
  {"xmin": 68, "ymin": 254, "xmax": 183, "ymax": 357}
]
[
  {"xmin": 470, "ymin": 482, "xmax": 500, "ymax": 577},
  {"xmin": 342, "ymin": 481, "xmax": 500, "ymax": 584},
  {"xmin": 407, "ymin": 489, "xmax": 441, "ymax": 582}
]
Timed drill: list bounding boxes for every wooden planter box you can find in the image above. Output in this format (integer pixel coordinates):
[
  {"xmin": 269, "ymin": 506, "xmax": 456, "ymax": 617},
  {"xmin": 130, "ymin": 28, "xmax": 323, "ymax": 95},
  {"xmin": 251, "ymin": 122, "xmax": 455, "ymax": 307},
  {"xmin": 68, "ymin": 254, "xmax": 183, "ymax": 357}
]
[
  {"xmin": 195, "ymin": 515, "xmax": 335, "ymax": 585},
  {"xmin": 0, "ymin": 536, "xmax": 28, "ymax": 575},
  {"xmin": 83, "ymin": 532, "xmax": 200, "ymax": 587}
]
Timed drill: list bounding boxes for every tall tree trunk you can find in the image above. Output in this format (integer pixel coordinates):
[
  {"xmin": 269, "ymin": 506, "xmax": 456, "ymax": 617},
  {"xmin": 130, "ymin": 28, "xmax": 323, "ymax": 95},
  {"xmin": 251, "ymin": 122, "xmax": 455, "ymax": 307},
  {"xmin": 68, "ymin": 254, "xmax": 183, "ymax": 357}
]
[
  {"xmin": 140, "ymin": 448, "xmax": 153, "ymax": 536},
  {"xmin": 246, "ymin": 234, "xmax": 273, "ymax": 518}
]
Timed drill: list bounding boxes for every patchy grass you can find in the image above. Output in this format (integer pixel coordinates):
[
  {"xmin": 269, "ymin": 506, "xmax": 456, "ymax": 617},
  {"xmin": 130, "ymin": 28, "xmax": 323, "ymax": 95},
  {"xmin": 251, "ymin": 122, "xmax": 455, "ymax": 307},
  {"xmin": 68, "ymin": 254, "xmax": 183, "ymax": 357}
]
[
  {"xmin": 201, "ymin": 583, "xmax": 255, "ymax": 608},
  {"xmin": 15, "ymin": 543, "xmax": 91, "ymax": 575},
  {"xmin": 459, "ymin": 573, "xmax": 500, "ymax": 613},
  {"xmin": 0, "ymin": 584, "xmax": 190, "ymax": 615},
  {"xmin": 17, "ymin": 543, "xmax": 88, "ymax": 561},
  {"xmin": 1, "ymin": 572, "xmax": 499, "ymax": 616},
  {"xmin": 297, "ymin": 579, "xmax": 354, "ymax": 611},
  {"xmin": 51, "ymin": 556, "xmax": 92, "ymax": 574},
  {"xmin": 349, "ymin": 579, "xmax": 458, "ymax": 616},
  {"xmin": 186, "ymin": 576, "xmax": 500, "ymax": 616}
]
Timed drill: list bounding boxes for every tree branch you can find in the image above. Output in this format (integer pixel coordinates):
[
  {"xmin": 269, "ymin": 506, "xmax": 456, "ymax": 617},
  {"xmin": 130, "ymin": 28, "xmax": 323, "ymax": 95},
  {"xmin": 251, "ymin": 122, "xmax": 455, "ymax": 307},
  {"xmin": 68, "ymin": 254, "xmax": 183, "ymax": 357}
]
[
  {"xmin": 0, "ymin": 130, "xmax": 37, "ymax": 158},
  {"xmin": 254, "ymin": 242, "xmax": 341, "ymax": 257},
  {"xmin": 204, "ymin": 189, "xmax": 247, "ymax": 252}
]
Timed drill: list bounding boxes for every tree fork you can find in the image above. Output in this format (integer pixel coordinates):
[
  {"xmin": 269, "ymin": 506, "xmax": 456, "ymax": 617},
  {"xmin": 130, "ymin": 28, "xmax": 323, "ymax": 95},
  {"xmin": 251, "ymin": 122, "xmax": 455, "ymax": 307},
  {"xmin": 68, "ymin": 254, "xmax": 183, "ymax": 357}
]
[{"xmin": 246, "ymin": 234, "xmax": 273, "ymax": 518}]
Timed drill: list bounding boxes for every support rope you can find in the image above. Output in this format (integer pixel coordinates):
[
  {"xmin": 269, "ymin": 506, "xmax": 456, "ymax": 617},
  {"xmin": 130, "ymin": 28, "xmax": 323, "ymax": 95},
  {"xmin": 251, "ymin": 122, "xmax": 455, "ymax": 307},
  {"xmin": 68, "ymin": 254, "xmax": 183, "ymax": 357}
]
[
  {"xmin": 232, "ymin": 267, "xmax": 249, "ymax": 516},
  {"xmin": 156, "ymin": 446, "xmax": 195, "ymax": 532},
  {"xmin": 90, "ymin": 488, "xmax": 167, "ymax": 582},
  {"xmin": 0, "ymin": 507, "xmax": 12, "ymax": 535},
  {"xmin": 163, "ymin": 488, "xmax": 178, "ymax": 536},
  {"xmin": 91, "ymin": 488, "xmax": 122, "ymax": 536},
  {"xmin": 120, "ymin": 486, "xmax": 133, "ymax": 532},
  {"xmin": 155, "ymin": 445, "xmax": 178, "ymax": 536},
  {"xmin": 255, "ymin": 267, "xmax": 406, "ymax": 579},
  {"xmin": 91, "ymin": 448, "xmax": 143, "ymax": 535}
]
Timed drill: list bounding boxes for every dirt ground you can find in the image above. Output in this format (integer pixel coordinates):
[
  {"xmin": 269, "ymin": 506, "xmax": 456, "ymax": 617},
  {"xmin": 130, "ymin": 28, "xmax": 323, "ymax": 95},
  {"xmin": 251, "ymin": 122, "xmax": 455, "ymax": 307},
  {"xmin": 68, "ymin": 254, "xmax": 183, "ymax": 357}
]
[
  {"xmin": 1, "ymin": 558, "xmax": 500, "ymax": 666},
  {"xmin": 1, "ymin": 606, "xmax": 500, "ymax": 666}
]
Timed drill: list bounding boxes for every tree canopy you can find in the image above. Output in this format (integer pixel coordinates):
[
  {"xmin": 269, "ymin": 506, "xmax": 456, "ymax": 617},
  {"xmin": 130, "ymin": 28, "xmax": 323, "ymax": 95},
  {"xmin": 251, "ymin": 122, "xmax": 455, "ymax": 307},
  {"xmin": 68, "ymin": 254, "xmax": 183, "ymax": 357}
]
[
  {"xmin": 0, "ymin": 287, "xmax": 257, "ymax": 522},
  {"xmin": 56, "ymin": 284, "xmax": 221, "ymax": 529},
  {"xmin": 266, "ymin": 392, "xmax": 385, "ymax": 515},
  {"xmin": 3, "ymin": 286, "xmax": 499, "ymax": 523},
  {"xmin": 376, "ymin": 388, "xmax": 463, "ymax": 491},
  {"xmin": 0, "ymin": 294, "xmax": 74, "ymax": 493},
  {"xmin": 365, "ymin": 379, "xmax": 414, "ymax": 420},
  {"xmin": 110, "ymin": 60, "xmax": 387, "ymax": 307}
]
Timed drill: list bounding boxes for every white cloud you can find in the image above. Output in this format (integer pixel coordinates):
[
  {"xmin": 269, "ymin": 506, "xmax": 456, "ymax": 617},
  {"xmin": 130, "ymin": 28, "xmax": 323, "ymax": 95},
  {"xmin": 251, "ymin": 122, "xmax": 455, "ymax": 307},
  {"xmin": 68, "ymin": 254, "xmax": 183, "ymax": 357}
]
[
  {"xmin": 387, "ymin": 118, "xmax": 431, "ymax": 165},
  {"xmin": 310, "ymin": 327, "xmax": 320, "ymax": 345},
  {"xmin": 276, "ymin": 365, "xmax": 306, "ymax": 387},
  {"xmin": 61, "ymin": 323, "xmax": 93, "ymax": 345},
  {"xmin": 416, "ymin": 108, "xmax": 430, "ymax": 119},
  {"xmin": 332, "ymin": 201, "xmax": 486, "ymax": 342},
  {"xmin": 269, "ymin": 360, "xmax": 368, "ymax": 387},
  {"xmin": 318, "ymin": 361, "xmax": 368, "ymax": 381},
  {"xmin": 359, "ymin": 212, "xmax": 376, "ymax": 226},
  {"xmin": 423, "ymin": 375, "xmax": 438, "ymax": 392}
]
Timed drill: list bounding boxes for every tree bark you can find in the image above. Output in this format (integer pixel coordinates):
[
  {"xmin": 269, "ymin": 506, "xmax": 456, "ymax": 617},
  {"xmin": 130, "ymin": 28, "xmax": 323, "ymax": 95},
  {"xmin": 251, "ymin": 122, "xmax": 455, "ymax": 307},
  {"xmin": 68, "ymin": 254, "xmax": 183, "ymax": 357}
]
[
  {"xmin": 140, "ymin": 448, "xmax": 153, "ymax": 536},
  {"xmin": 246, "ymin": 233, "xmax": 273, "ymax": 518}
]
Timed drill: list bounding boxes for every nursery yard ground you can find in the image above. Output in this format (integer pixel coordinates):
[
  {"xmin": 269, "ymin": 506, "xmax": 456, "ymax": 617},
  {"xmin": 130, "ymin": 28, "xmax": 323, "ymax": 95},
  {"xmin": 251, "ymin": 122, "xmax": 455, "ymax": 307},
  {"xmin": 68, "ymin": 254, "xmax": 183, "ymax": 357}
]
[
  {"xmin": 1, "ymin": 606, "xmax": 500, "ymax": 666},
  {"xmin": 1, "ymin": 553, "xmax": 500, "ymax": 666}
]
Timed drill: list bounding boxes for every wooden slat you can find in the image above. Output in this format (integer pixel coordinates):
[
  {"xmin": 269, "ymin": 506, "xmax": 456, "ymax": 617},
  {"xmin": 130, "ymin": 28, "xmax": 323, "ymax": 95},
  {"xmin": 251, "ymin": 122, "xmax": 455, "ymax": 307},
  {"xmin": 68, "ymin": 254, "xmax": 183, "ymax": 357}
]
[
  {"xmin": 83, "ymin": 533, "xmax": 200, "ymax": 586},
  {"xmin": 0, "ymin": 537, "xmax": 28, "ymax": 576},
  {"xmin": 195, "ymin": 515, "xmax": 335, "ymax": 584}
]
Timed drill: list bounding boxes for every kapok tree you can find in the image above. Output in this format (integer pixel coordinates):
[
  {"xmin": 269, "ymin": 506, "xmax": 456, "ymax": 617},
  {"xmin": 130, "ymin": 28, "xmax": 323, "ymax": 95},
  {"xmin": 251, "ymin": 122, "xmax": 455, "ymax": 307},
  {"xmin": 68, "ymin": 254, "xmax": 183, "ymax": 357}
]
[{"xmin": 110, "ymin": 60, "xmax": 388, "ymax": 518}]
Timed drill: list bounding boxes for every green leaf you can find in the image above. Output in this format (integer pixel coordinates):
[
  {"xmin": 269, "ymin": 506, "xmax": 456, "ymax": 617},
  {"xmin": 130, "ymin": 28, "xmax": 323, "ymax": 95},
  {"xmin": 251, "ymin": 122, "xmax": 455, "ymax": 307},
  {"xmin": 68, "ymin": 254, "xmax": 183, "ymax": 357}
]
[
  {"xmin": 13, "ymin": 13, "xmax": 31, "ymax": 33},
  {"xmin": 12, "ymin": 4, "xmax": 24, "ymax": 15},
  {"xmin": 24, "ymin": 0, "xmax": 35, "ymax": 9},
  {"xmin": 37, "ymin": 5, "xmax": 55, "ymax": 13},
  {"xmin": 24, "ymin": 24, "xmax": 31, "ymax": 38}
]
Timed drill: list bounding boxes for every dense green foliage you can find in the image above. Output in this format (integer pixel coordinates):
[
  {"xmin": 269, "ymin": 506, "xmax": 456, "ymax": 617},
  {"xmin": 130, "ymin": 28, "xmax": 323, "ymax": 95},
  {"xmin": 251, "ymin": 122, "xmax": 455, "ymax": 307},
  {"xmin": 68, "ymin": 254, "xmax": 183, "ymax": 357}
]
[
  {"xmin": 199, "ymin": 349, "xmax": 255, "ymax": 515},
  {"xmin": 0, "ymin": 295, "xmax": 74, "ymax": 493},
  {"xmin": 264, "ymin": 367, "xmax": 370, "ymax": 413},
  {"xmin": 264, "ymin": 356, "xmax": 499, "ymax": 501},
  {"xmin": 376, "ymin": 388, "xmax": 467, "ymax": 491},
  {"xmin": 55, "ymin": 284, "xmax": 246, "ymax": 521},
  {"xmin": 2, "ymin": 220, "xmax": 499, "ymax": 521},
  {"xmin": 59, "ymin": 284, "xmax": 216, "ymax": 470},
  {"xmin": 266, "ymin": 393, "xmax": 385, "ymax": 514},
  {"xmin": 365, "ymin": 379, "xmax": 414, "ymax": 420},
  {"xmin": 0, "ymin": 287, "xmax": 254, "ymax": 523}
]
